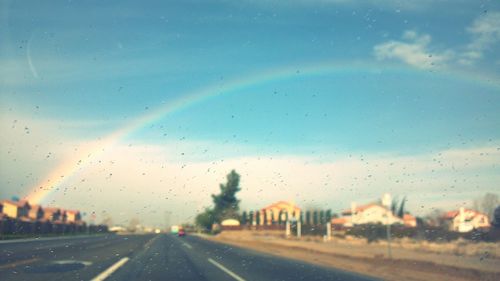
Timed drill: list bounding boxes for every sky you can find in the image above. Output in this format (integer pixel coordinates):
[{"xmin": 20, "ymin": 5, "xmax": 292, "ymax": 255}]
[{"xmin": 1, "ymin": 0, "xmax": 499, "ymax": 227}]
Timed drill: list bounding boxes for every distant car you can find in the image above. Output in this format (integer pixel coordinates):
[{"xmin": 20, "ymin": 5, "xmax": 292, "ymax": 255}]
[{"xmin": 178, "ymin": 229, "xmax": 186, "ymax": 237}]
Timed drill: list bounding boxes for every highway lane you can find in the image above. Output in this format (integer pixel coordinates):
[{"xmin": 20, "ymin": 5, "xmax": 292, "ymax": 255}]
[
  {"xmin": 0, "ymin": 234, "xmax": 154, "ymax": 281},
  {"xmin": 0, "ymin": 234, "xmax": 379, "ymax": 281}
]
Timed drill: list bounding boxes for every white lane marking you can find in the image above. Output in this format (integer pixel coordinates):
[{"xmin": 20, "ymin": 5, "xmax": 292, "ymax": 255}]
[
  {"xmin": 183, "ymin": 242, "xmax": 193, "ymax": 249},
  {"xmin": 90, "ymin": 257, "xmax": 129, "ymax": 281},
  {"xmin": 208, "ymin": 258, "xmax": 246, "ymax": 281}
]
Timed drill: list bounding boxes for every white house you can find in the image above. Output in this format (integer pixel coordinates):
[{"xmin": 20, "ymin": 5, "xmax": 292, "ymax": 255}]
[
  {"xmin": 332, "ymin": 202, "xmax": 403, "ymax": 227},
  {"xmin": 443, "ymin": 207, "xmax": 490, "ymax": 233}
]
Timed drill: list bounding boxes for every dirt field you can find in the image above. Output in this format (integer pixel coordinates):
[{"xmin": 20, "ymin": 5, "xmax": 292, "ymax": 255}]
[{"xmin": 202, "ymin": 230, "xmax": 500, "ymax": 281}]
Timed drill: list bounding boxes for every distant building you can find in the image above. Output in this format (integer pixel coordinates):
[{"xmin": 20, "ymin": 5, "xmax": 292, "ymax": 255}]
[
  {"xmin": 0, "ymin": 200, "xmax": 30, "ymax": 219},
  {"xmin": 259, "ymin": 201, "xmax": 301, "ymax": 225},
  {"xmin": 43, "ymin": 207, "xmax": 62, "ymax": 221},
  {"xmin": 443, "ymin": 207, "xmax": 490, "ymax": 233},
  {"xmin": 28, "ymin": 204, "xmax": 44, "ymax": 221},
  {"xmin": 65, "ymin": 210, "xmax": 82, "ymax": 223},
  {"xmin": 333, "ymin": 202, "xmax": 403, "ymax": 227},
  {"xmin": 403, "ymin": 214, "xmax": 417, "ymax": 228}
]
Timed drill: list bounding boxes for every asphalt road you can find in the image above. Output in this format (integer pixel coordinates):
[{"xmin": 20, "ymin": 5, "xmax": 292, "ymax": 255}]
[{"xmin": 0, "ymin": 233, "xmax": 379, "ymax": 281}]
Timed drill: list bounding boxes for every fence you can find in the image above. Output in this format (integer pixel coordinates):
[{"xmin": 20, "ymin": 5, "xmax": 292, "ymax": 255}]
[{"xmin": 342, "ymin": 224, "xmax": 500, "ymax": 243}]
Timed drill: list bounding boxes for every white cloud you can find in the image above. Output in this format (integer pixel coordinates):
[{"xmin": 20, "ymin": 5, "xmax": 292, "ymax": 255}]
[
  {"xmin": 374, "ymin": 13, "xmax": 500, "ymax": 68},
  {"xmin": 461, "ymin": 12, "xmax": 500, "ymax": 65},
  {"xmin": 373, "ymin": 30, "xmax": 453, "ymax": 69}
]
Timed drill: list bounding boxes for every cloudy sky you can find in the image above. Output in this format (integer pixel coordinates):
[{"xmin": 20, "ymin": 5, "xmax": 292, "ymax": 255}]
[{"xmin": 1, "ymin": 0, "xmax": 499, "ymax": 226}]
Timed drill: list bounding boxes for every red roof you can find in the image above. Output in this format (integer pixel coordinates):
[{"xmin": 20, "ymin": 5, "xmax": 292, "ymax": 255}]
[
  {"xmin": 342, "ymin": 203, "xmax": 382, "ymax": 215},
  {"xmin": 443, "ymin": 209, "xmax": 487, "ymax": 219},
  {"xmin": 403, "ymin": 214, "xmax": 416, "ymax": 221},
  {"xmin": 331, "ymin": 217, "xmax": 347, "ymax": 225}
]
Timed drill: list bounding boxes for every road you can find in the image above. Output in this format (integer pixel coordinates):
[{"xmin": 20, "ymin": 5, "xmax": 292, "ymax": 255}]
[{"xmin": 0, "ymin": 233, "xmax": 379, "ymax": 281}]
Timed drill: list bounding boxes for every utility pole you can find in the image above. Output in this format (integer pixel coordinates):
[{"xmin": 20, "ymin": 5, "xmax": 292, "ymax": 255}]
[
  {"xmin": 382, "ymin": 193, "xmax": 392, "ymax": 259},
  {"xmin": 297, "ymin": 220, "xmax": 301, "ymax": 238},
  {"xmin": 285, "ymin": 220, "xmax": 291, "ymax": 237}
]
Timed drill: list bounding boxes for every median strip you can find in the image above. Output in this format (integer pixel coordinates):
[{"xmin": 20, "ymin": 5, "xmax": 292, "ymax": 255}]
[
  {"xmin": 90, "ymin": 257, "xmax": 129, "ymax": 281},
  {"xmin": 208, "ymin": 258, "xmax": 246, "ymax": 281}
]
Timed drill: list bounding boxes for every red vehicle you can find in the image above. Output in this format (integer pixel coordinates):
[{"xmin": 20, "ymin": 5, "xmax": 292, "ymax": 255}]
[{"xmin": 178, "ymin": 228, "xmax": 186, "ymax": 237}]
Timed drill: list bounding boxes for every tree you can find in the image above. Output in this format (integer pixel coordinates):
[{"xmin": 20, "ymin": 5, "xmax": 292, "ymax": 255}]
[
  {"xmin": 312, "ymin": 210, "xmax": 319, "ymax": 225},
  {"xmin": 241, "ymin": 211, "xmax": 248, "ymax": 225},
  {"xmin": 425, "ymin": 208, "xmax": 445, "ymax": 228},
  {"xmin": 194, "ymin": 170, "xmax": 242, "ymax": 230},
  {"xmin": 325, "ymin": 209, "xmax": 332, "ymax": 223},
  {"xmin": 390, "ymin": 196, "xmax": 407, "ymax": 218},
  {"xmin": 397, "ymin": 197, "xmax": 407, "ymax": 218},
  {"xmin": 480, "ymin": 193, "xmax": 499, "ymax": 220},
  {"xmin": 211, "ymin": 170, "xmax": 241, "ymax": 221},
  {"xmin": 493, "ymin": 206, "xmax": 500, "ymax": 228},
  {"xmin": 305, "ymin": 211, "xmax": 311, "ymax": 225},
  {"xmin": 195, "ymin": 208, "xmax": 216, "ymax": 231},
  {"xmin": 319, "ymin": 210, "xmax": 325, "ymax": 224}
]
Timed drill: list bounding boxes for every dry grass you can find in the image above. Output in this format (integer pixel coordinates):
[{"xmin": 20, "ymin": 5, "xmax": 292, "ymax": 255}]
[{"xmin": 205, "ymin": 230, "xmax": 500, "ymax": 281}]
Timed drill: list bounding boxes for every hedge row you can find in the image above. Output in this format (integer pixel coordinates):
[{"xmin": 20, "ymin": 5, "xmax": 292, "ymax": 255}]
[{"xmin": 0, "ymin": 217, "xmax": 108, "ymax": 238}]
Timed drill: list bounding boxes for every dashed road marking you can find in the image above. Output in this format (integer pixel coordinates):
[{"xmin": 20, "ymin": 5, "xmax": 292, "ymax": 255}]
[
  {"xmin": 208, "ymin": 258, "xmax": 246, "ymax": 281},
  {"xmin": 90, "ymin": 257, "xmax": 129, "ymax": 281},
  {"xmin": 183, "ymin": 243, "xmax": 193, "ymax": 249},
  {"xmin": 143, "ymin": 236, "xmax": 159, "ymax": 249}
]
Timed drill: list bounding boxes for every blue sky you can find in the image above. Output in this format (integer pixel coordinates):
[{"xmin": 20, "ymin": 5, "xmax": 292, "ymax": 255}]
[{"xmin": 1, "ymin": 0, "xmax": 499, "ymax": 226}]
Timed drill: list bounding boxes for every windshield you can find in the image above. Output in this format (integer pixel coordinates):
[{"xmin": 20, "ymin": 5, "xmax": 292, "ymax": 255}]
[{"xmin": 1, "ymin": 1, "xmax": 499, "ymax": 281}]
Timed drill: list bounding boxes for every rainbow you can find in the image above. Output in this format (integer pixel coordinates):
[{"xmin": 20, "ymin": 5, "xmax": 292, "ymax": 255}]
[{"xmin": 24, "ymin": 60, "xmax": 500, "ymax": 204}]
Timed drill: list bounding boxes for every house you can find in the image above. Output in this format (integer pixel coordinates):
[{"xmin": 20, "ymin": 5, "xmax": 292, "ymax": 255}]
[
  {"xmin": 333, "ymin": 202, "xmax": 403, "ymax": 227},
  {"xmin": 43, "ymin": 207, "xmax": 62, "ymax": 221},
  {"xmin": 0, "ymin": 200, "xmax": 30, "ymax": 219},
  {"xmin": 28, "ymin": 204, "xmax": 44, "ymax": 221},
  {"xmin": 443, "ymin": 207, "xmax": 490, "ymax": 233},
  {"xmin": 258, "ymin": 201, "xmax": 301, "ymax": 225},
  {"xmin": 65, "ymin": 210, "xmax": 82, "ymax": 223},
  {"xmin": 403, "ymin": 214, "xmax": 417, "ymax": 228}
]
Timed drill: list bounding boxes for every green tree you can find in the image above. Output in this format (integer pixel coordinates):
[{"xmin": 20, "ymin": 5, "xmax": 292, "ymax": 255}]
[
  {"xmin": 319, "ymin": 210, "xmax": 325, "ymax": 224},
  {"xmin": 312, "ymin": 210, "xmax": 319, "ymax": 225},
  {"xmin": 194, "ymin": 170, "xmax": 242, "ymax": 230},
  {"xmin": 397, "ymin": 197, "xmax": 407, "ymax": 218},
  {"xmin": 305, "ymin": 211, "xmax": 311, "ymax": 225},
  {"xmin": 195, "ymin": 208, "xmax": 216, "ymax": 231},
  {"xmin": 211, "ymin": 170, "xmax": 242, "ymax": 221},
  {"xmin": 325, "ymin": 209, "xmax": 332, "ymax": 223},
  {"xmin": 241, "ymin": 211, "xmax": 248, "ymax": 225}
]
